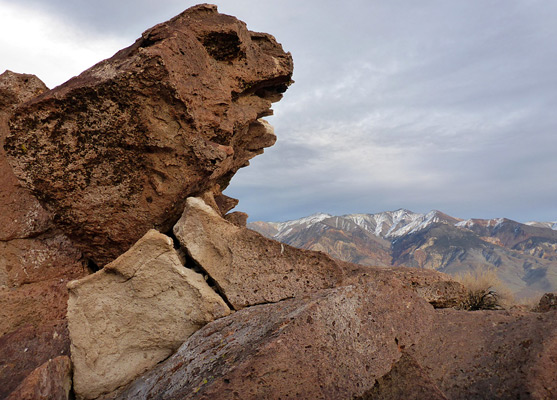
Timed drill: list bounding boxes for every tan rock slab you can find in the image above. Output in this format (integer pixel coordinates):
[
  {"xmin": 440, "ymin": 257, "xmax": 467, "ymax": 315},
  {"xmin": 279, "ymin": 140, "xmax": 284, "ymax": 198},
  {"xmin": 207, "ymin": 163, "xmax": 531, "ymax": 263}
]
[
  {"xmin": 173, "ymin": 197, "xmax": 346, "ymax": 309},
  {"xmin": 67, "ymin": 229, "xmax": 230, "ymax": 399}
]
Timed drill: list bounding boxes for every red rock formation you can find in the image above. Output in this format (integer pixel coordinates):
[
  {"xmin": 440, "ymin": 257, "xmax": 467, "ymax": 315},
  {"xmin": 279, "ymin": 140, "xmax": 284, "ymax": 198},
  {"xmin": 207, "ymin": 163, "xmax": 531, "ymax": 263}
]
[
  {"xmin": 5, "ymin": 4, "xmax": 293, "ymax": 266},
  {"xmin": 0, "ymin": 71, "xmax": 87, "ymax": 398}
]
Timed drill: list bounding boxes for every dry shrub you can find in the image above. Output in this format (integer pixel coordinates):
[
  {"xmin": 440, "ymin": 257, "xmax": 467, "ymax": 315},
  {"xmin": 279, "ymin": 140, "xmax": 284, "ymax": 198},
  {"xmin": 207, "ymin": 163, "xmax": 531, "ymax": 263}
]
[{"xmin": 455, "ymin": 267, "xmax": 514, "ymax": 310}]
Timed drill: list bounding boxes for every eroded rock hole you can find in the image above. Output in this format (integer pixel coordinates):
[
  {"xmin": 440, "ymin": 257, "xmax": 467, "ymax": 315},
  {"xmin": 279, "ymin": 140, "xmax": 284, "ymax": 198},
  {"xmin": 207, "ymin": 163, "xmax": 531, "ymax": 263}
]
[
  {"xmin": 201, "ymin": 32, "xmax": 245, "ymax": 61},
  {"xmin": 87, "ymin": 258, "xmax": 100, "ymax": 273}
]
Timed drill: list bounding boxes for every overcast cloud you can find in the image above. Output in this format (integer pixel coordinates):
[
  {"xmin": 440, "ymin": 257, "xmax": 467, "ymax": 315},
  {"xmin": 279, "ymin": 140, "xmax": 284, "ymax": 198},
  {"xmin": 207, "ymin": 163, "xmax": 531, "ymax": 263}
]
[{"xmin": 1, "ymin": 0, "xmax": 556, "ymax": 222}]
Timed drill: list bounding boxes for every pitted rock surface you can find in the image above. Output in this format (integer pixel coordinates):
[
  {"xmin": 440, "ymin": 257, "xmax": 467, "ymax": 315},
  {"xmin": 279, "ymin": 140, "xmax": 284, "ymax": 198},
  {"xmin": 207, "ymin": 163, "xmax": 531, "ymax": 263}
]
[
  {"xmin": 107, "ymin": 279, "xmax": 435, "ymax": 400},
  {"xmin": 5, "ymin": 4, "xmax": 293, "ymax": 265}
]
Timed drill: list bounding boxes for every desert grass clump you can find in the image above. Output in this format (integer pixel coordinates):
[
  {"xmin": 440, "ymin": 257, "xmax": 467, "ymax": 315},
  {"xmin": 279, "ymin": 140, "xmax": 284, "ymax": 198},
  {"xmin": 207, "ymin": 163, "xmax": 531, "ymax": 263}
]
[{"xmin": 455, "ymin": 267, "xmax": 513, "ymax": 310}]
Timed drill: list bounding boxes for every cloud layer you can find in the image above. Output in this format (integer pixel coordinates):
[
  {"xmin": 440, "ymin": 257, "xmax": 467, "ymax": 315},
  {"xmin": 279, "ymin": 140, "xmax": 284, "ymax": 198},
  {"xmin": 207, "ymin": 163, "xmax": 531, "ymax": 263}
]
[{"xmin": 2, "ymin": 0, "xmax": 556, "ymax": 222}]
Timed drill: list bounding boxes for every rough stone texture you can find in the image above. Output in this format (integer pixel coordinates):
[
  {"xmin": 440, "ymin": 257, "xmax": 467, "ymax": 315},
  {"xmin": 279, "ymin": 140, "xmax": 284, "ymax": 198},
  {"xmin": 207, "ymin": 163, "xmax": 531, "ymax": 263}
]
[
  {"xmin": 0, "ymin": 233, "xmax": 83, "ymax": 289},
  {"xmin": 410, "ymin": 308, "xmax": 557, "ymax": 400},
  {"xmin": 355, "ymin": 353, "xmax": 448, "ymax": 400},
  {"xmin": 6, "ymin": 356, "xmax": 72, "ymax": 400},
  {"xmin": 535, "ymin": 292, "xmax": 557, "ymax": 312},
  {"xmin": 0, "ymin": 70, "xmax": 51, "ymax": 241},
  {"xmin": 0, "ymin": 70, "xmax": 86, "ymax": 398},
  {"xmin": 107, "ymin": 278, "xmax": 435, "ymax": 400},
  {"xmin": 5, "ymin": 4, "xmax": 293, "ymax": 266},
  {"xmin": 173, "ymin": 197, "xmax": 347, "ymax": 309},
  {"xmin": 67, "ymin": 229, "xmax": 231, "ymax": 399},
  {"xmin": 383, "ymin": 267, "xmax": 467, "ymax": 308},
  {"xmin": 0, "ymin": 322, "xmax": 70, "ymax": 399}
]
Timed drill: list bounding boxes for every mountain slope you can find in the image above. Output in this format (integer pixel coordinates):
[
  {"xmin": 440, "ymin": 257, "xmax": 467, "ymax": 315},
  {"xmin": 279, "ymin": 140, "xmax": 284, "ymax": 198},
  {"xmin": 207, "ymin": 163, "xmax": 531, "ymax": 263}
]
[{"xmin": 249, "ymin": 210, "xmax": 557, "ymax": 298}]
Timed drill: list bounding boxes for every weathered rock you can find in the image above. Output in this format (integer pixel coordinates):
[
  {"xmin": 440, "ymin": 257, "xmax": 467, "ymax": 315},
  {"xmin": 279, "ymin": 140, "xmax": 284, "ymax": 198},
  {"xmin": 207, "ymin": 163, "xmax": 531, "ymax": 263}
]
[
  {"xmin": 355, "ymin": 353, "xmax": 448, "ymax": 400},
  {"xmin": 224, "ymin": 211, "xmax": 248, "ymax": 226},
  {"xmin": 6, "ymin": 356, "xmax": 72, "ymax": 400},
  {"xmin": 107, "ymin": 278, "xmax": 435, "ymax": 400},
  {"xmin": 0, "ymin": 232, "xmax": 83, "ymax": 289},
  {"xmin": 410, "ymin": 308, "xmax": 557, "ymax": 399},
  {"xmin": 5, "ymin": 4, "xmax": 293, "ymax": 266},
  {"xmin": 0, "ymin": 70, "xmax": 51, "ymax": 241},
  {"xmin": 535, "ymin": 292, "xmax": 557, "ymax": 312},
  {"xmin": 67, "ymin": 229, "xmax": 231, "ymax": 399},
  {"xmin": 0, "ymin": 322, "xmax": 70, "ymax": 399},
  {"xmin": 173, "ymin": 197, "xmax": 347, "ymax": 309},
  {"xmin": 383, "ymin": 267, "xmax": 467, "ymax": 308},
  {"xmin": 0, "ymin": 70, "xmax": 86, "ymax": 398}
]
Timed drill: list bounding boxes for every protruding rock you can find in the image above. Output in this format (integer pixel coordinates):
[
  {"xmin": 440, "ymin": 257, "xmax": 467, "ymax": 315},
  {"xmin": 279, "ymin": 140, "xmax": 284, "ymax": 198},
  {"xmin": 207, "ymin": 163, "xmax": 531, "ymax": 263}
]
[
  {"xmin": 173, "ymin": 197, "xmax": 346, "ymax": 309},
  {"xmin": 6, "ymin": 356, "xmax": 72, "ymax": 400},
  {"xmin": 5, "ymin": 4, "xmax": 293, "ymax": 266},
  {"xmin": 67, "ymin": 229, "xmax": 230, "ymax": 399},
  {"xmin": 535, "ymin": 292, "xmax": 557, "ymax": 312},
  {"xmin": 108, "ymin": 279, "xmax": 435, "ymax": 399}
]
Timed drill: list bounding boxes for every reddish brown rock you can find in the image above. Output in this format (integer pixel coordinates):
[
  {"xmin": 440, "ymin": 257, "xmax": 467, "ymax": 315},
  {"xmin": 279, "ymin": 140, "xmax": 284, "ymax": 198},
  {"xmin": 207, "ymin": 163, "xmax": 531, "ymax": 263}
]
[
  {"xmin": 0, "ymin": 70, "xmax": 86, "ymax": 397},
  {"xmin": 0, "ymin": 322, "xmax": 70, "ymax": 399},
  {"xmin": 6, "ymin": 356, "xmax": 72, "ymax": 400},
  {"xmin": 0, "ymin": 70, "xmax": 51, "ymax": 241},
  {"xmin": 382, "ymin": 267, "xmax": 467, "ymax": 308},
  {"xmin": 106, "ymin": 278, "xmax": 435, "ymax": 400},
  {"xmin": 5, "ymin": 4, "xmax": 293, "ymax": 266},
  {"xmin": 355, "ymin": 353, "xmax": 448, "ymax": 400},
  {"xmin": 410, "ymin": 308, "xmax": 557, "ymax": 399}
]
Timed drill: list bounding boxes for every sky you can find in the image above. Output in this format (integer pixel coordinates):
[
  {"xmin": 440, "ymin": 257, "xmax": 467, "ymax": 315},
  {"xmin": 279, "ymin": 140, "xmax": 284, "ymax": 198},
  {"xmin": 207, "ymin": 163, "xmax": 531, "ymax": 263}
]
[{"xmin": 1, "ymin": 0, "xmax": 556, "ymax": 223}]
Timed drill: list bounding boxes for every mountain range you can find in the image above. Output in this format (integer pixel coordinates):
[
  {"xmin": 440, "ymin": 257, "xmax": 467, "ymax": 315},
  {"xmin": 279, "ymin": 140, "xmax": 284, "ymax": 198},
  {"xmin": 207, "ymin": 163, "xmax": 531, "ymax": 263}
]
[{"xmin": 249, "ymin": 210, "xmax": 557, "ymax": 298}]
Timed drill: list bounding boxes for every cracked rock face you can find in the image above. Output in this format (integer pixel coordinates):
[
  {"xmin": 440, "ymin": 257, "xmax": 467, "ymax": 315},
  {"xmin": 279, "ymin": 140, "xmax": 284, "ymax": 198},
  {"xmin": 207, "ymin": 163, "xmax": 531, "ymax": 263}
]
[
  {"xmin": 67, "ymin": 229, "xmax": 230, "ymax": 399},
  {"xmin": 4, "ymin": 4, "xmax": 293, "ymax": 266},
  {"xmin": 173, "ymin": 197, "xmax": 346, "ymax": 309}
]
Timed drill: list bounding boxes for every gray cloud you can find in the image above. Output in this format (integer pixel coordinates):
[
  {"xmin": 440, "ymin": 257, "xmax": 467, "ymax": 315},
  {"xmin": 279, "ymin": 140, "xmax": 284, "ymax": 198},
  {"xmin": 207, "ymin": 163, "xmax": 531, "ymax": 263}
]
[{"xmin": 2, "ymin": 0, "xmax": 556, "ymax": 222}]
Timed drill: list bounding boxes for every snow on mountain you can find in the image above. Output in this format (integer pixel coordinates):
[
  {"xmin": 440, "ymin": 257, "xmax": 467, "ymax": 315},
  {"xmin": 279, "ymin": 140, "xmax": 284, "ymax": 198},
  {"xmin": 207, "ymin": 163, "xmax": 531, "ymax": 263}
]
[
  {"xmin": 525, "ymin": 221, "xmax": 557, "ymax": 231},
  {"xmin": 261, "ymin": 209, "xmax": 460, "ymax": 241}
]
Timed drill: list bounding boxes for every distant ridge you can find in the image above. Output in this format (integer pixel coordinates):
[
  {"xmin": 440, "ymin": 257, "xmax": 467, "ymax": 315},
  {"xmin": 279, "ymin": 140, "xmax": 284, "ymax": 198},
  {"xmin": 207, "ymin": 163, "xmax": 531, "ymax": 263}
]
[{"xmin": 249, "ymin": 210, "xmax": 557, "ymax": 298}]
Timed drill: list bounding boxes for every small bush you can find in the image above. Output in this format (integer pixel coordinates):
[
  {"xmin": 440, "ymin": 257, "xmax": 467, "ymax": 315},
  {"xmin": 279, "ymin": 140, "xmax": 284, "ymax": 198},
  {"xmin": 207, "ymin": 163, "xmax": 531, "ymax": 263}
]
[{"xmin": 455, "ymin": 267, "xmax": 513, "ymax": 310}]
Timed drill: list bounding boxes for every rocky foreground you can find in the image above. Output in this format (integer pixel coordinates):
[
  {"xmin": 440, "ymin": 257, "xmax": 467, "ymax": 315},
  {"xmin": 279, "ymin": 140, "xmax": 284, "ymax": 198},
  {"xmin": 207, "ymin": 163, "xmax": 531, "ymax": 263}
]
[{"xmin": 0, "ymin": 4, "xmax": 555, "ymax": 400}]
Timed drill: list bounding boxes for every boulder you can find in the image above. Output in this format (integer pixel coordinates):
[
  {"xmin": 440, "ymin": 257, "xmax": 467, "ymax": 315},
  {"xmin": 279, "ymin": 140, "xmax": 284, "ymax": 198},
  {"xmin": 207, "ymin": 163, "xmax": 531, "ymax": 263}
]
[
  {"xmin": 410, "ymin": 308, "xmax": 557, "ymax": 399},
  {"xmin": 6, "ymin": 356, "xmax": 72, "ymax": 400},
  {"xmin": 535, "ymin": 292, "xmax": 557, "ymax": 312},
  {"xmin": 173, "ymin": 197, "xmax": 347, "ymax": 309},
  {"xmin": 67, "ymin": 229, "xmax": 231, "ymax": 399},
  {"xmin": 106, "ymin": 278, "xmax": 435, "ymax": 400},
  {"xmin": 5, "ymin": 4, "xmax": 293, "ymax": 266}
]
